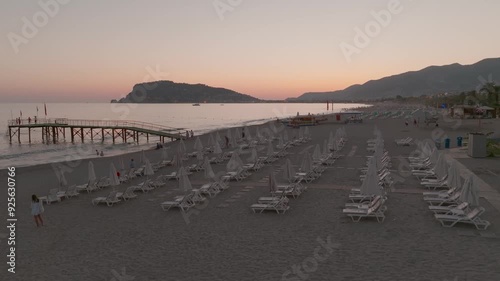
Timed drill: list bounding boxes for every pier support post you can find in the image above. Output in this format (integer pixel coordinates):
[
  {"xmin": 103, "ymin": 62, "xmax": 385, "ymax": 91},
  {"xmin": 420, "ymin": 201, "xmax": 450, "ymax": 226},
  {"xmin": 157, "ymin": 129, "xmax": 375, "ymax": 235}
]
[
  {"xmin": 146, "ymin": 133, "xmax": 149, "ymax": 142},
  {"xmin": 90, "ymin": 128, "xmax": 93, "ymax": 141},
  {"xmin": 112, "ymin": 129, "xmax": 115, "ymax": 143},
  {"xmin": 71, "ymin": 127, "xmax": 74, "ymax": 143},
  {"xmin": 18, "ymin": 128, "xmax": 21, "ymax": 144},
  {"xmin": 102, "ymin": 128, "xmax": 104, "ymax": 142},
  {"xmin": 9, "ymin": 127, "xmax": 12, "ymax": 144},
  {"xmin": 28, "ymin": 127, "xmax": 31, "ymax": 143},
  {"xmin": 52, "ymin": 127, "xmax": 56, "ymax": 144},
  {"xmin": 123, "ymin": 129, "xmax": 127, "ymax": 143},
  {"xmin": 80, "ymin": 128, "xmax": 84, "ymax": 143}
]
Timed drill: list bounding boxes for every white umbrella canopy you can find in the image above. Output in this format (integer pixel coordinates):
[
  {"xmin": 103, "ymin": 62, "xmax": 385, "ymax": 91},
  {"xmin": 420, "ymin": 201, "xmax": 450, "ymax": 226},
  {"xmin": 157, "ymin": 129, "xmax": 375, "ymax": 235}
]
[
  {"xmin": 178, "ymin": 167, "xmax": 192, "ymax": 193},
  {"xmin": 429, "ymin": 148, "xmax": 439, "ymax": 164},
  {"xmin": 460, "ymin": 174, "xmax": 480, "ymax": 206},
  {"xmin": 109, "ymin": 163, "xmax": 120, "ymax": 187},
  {"xmin": 88, "ymin": 161, "xmax": 97, "ymax": 183},
  {"xmin": 374, "ymin": 143, "xmax": 384, "ymax": 170},
  {"xmin": 312, "ymin": 144, "xmax": 322, "ymax": 161},
  {"xmin": 194, "ymin": 137, "xmax": 204, "ymax": 152},
  {"xmin": 323, "ymin": 139, "xmax": 329, "ymax": 156},
  {"xmin": 269, "ymin": 171, "xmax": 277, "ymax": 194},
  {"xmin": 214, "ymin": 140, "xmax": 223, "ymax": 155},
  {"xmin": 304, "ymin": 127, "xmax": 310, "ymax": 138},
  {"xmin": 215, "ymin": 131, "xmax": 222, "ymax": 145},
  {"xmin": 235, "ymin": 127, "xmax": 241, "ymax": 140},
  {"xmin": 434, "ymin": 154, "xmax": 448, "ymax": 179},
  {"xmin": 140, "ymin": 150, "xmax": 146, "ymax": 165},
  {"xmin": 446, "ymin": 161, "xmax": 462, "ymax": 188},
  {"xmin": 227, "ymin": 152, "xmax": 243, "ymax": 172},
  {"xmin": 56, "ymin": 167, "xmax": 68, "ymax": 187},
  {"xmin": 267, "ymin": 141, "xmax": 275, "ymax": 156},
  {"xmin": 360, "ymin": 158, "xmax": 382, "ymax": 196},
  {"xmin": 247, "ymin": 147, "xmax": 258, "ymax": 163},
  {"xmin": 301, "ymin": 152, "xmax": 313, "ymax": 173},
  {"xmin": 178, "ymin": 139, "xmax": 186, "ymax": 155},
  {"xmin": 144, "ymin": 158, "xmax": 154, "ymax": 176},
  {"xmin": 162, "ymin": 148, "xmax": 169, "ymax": 161},
  {"xmin": 226, "ymin": 129, "xmax": 233, "ymax": 145},
  {"xmin": 283, "ymin": 159, "xmax": 295, "ymax": 183},
  {"xmin": 230, "ymin": 129, "xmax": 238, "ymax": 147},
  {"xmin": 244, "ymin": 126, "xmax": 252, "ymax": 141},
  {"xmin": 208, "ymin": 134, "xmax": 216, "ymax": 147},
  {"xmin": 203, "ymin": 157, "xmax": 216, "ymax": 180},
  {"xmin": 174, "ymin": 151, "xmax": 183, "ymax": 167},
  {"xmin": 196, "ymin": 151, "xmax": 204, "ymax": 161}
]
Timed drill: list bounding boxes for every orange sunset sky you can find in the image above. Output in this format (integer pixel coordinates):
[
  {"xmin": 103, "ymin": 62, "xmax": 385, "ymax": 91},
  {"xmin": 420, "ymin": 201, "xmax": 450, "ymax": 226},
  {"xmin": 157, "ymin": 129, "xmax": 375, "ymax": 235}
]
[{"xmin": 1, "ymin": 0, "xmax": 499, "ymax": 102}]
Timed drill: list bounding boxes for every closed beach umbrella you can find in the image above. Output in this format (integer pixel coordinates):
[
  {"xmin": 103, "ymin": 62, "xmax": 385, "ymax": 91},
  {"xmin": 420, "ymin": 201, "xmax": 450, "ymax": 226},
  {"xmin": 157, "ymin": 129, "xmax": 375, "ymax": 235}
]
[
  {"xmin": 230, "ymin": 130, "xmax": 238, "ymax": 147},
  {"xmin": 269, "ymin": 171, "xmax": 277, "ymax": 194},
  {"xmin": 304, "ymin": 127, "xmax": 310, "ymax": 138},
  {"xmin": 323, "ymin": 139, "xmax": 329, "ymax": 156},
  {"xmin": 196, "ymin": 151, "xmax": 204, "ymax": 161},
  {"xmin": 267, "ymin": 141, "xmax": 274, "ymax": 156},
  {"xmin": 248, "ymin": 147, "xmax": 258, "ymax": 163},
  {"xmin": 144, "ymin": 158, "xmax": 154, "ymax": 177},
  {"xmin": 446, "ymin": 161, "xmax": 462, "ymax": 188},
  {"xmin": 208, "ymin": 134, "xmax": 216, "ymax": 147},
  {"xmin": 215, "ymin": 131, "xmax": 222, "ymax": 145},
  {"xmin": 328, "ymin": 131, "xmax": 334, "ymax": 149},
  {"xmin": 174, "ymin": 151, "xmax": 183, "ymax": 167},
  {"xmin": 244, "ymin": 126, "xmax": 252, "ymax": 141},
  {"xmin": 88, "ymin": 161, "xmax": 96, "ymax": 183},
  {"xmin": 226, "ymin": 128, "xmax": 233, "ymax": 145},
  {"xmin": 434, "ymin": 154, "xmax": 448, "ymax": 179},
  {"xmin": 301, "ymin": 152, "xmax": 313, "ymax": 173},
  {"xmin": 312, "ymin": 144, "xmax": 322, "ymax": 161},
  {"xmin": 178, "ymin": 167, "xmax": 192, "ymax": 193},
  {"xmin": 227, "ymin": 151, "xmax": 243, "ymax": 172},
  {"xmin": 283, "ymin": 159, "xmax": 295, "ymax": 183},
  {"xmin": 235, "ymin": 127, "xmax": 241, "ymax": 139},
  {"xmin": 162, "ymin": 148, "xmax": 169, "ymax": 161},
  {"xmin": 179, "ymin": 139, "xmax": 186, "ymax": 155},
  {"xmin": 57, "ymin": 167, "xmax": 68, "ymax": 187},
  {"xmin": 214, "ymin": 140, "xmax": 223, "ymax": 155},
  {"xmin": 203, "ymin": 157, "xmax": 216, "ymax": 180},
  {"xmin": 194, "ymin": 137, "xmax": 204, "ymax": 152},
  {"xmin": 109, "ymin": 163, "xmax": 120, "ymax": 187},
  {"xmin": 360, "ymin": 158, "xmax": 382, "ymax": 195},
  {"xmin": 460, "ymin": 174, "xmax": 479, "ymax": 206}
]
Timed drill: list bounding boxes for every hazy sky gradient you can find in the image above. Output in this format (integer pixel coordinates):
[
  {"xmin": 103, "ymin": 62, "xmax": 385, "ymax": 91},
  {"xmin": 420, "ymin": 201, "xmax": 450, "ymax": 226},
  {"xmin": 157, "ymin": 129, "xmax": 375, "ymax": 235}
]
[{"xmin": 1, "ymin": 0, "xmax": 499, "ymax": 102}]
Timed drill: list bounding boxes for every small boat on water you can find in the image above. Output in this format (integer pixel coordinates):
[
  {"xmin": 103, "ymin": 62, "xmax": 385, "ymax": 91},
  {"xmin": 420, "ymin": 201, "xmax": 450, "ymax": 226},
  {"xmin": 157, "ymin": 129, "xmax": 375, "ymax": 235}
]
[{"xmin": 192, "ymin": 103, "xmax": 200, "ymax": 106}]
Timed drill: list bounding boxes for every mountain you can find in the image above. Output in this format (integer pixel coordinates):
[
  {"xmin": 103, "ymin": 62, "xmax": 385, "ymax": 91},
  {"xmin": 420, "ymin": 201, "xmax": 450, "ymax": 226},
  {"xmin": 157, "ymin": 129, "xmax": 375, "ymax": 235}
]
[
  {"xmin": 293, "ymin": 58, "xmax": 500, "ymax": 101},
  {"xmin": 112, "ymin": 80, "xmax": 259, "ymax": 103}
]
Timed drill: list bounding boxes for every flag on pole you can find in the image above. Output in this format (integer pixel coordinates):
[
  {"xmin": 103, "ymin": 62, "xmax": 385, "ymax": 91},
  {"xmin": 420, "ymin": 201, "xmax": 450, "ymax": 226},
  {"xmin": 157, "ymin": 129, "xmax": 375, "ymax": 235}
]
[{"xmin": 44, "ymin": 103, "xmax": 47, "ymax": 116}]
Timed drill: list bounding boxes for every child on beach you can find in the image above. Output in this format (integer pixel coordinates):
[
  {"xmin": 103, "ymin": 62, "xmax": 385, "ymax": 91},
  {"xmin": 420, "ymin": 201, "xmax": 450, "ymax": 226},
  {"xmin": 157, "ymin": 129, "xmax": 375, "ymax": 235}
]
[
  {"xmin": 31, "ymin": 195, "xmax": 44, "ymax": 227},
  {"xmin": 100, "ymin": 150, "xmax": 104, "ymax": 156}
]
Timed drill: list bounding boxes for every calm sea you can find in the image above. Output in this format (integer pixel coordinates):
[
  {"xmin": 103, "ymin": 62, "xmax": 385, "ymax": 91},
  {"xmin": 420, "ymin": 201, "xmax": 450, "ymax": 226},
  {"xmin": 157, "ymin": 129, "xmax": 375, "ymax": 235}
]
[{"xmin": 0, "ymin": 102, "xmax": 368, "ymax": 169}]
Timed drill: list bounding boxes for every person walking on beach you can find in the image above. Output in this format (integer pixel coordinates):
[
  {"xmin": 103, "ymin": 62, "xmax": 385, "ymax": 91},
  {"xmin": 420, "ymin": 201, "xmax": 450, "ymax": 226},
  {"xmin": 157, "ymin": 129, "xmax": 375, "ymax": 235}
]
[
  {"xmin": 28, "ymin": 117, "xmax": 31, "ymax": 124},
  {"xmin": 413, "ymin": 119, "xmax": 417, "ymax": 127},
  {"xmin": 31, "ymin": 195, "xmax": 44, "ymax": 227},
  {"xmin": 96, "ymin": 150, "xmax": 99, "ymax": 156},
  {"xmin": 100, "ymin": 150, "xmax": 104, "ymax": 156},
  {"xmin": 190, "ymin": 130, "xmax": 194, "ymax": 138},
  {"xmin": 129, "ymin": 158, "xmax": 135, "ymax": 169},
  {"xmin": 34, "ymin": 116, "xmax": 37, "ymax": 124},
  {"xmin": 405, "ymin": 120, "xmax": 408, "ymax": 127},
  {"xmin": 186, "ymin": 130, "xmax": 189, "ymax": 139}
]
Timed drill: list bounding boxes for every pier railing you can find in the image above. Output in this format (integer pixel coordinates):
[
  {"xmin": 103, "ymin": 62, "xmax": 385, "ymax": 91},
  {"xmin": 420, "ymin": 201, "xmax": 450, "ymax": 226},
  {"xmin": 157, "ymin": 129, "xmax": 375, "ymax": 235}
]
[{"xmin": 8, "ymin": 118, "xmax": 183, "ymax": 132}]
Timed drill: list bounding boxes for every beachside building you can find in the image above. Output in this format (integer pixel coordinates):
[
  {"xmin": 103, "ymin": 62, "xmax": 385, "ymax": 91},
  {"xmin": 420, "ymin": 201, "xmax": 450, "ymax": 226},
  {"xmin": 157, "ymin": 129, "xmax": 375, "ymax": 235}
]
[{"xmin": 450, "ymin": 105, "xmax": 497, "ymax": 119}]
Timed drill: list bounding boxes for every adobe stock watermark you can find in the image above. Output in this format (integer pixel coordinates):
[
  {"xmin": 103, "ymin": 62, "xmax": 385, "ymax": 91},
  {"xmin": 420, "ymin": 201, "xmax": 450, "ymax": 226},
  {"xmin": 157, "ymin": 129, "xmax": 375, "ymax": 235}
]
[
  {"xmin": 110, "ymin": 267, "xmax": 135, "ymax": 281},
  {"xmin": 339, "ymin": 0, "xmax": 410, "ymax": 63},
  {"xmin": 213, "ymin": 0, "xmax": 243, "ymax": 21},
  {"xmin": 282, "ymin": 235, "xmax": 340, "ymax": 281},
  {"xmin": 7, "ymin": 0, "xmax": 71, "ymax": 54}
]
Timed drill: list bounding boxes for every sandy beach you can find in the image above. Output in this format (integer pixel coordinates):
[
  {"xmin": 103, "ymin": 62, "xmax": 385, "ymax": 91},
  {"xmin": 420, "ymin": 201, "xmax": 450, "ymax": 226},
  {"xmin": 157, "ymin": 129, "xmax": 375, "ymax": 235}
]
[{"xmin": 2, "ymin": 106, "xmax": 500, "ymax": 281}]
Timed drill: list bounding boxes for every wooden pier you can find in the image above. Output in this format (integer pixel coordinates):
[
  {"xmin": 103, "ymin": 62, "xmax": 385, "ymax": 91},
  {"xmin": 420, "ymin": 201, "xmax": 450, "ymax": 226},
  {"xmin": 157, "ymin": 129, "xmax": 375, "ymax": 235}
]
[{"xmin": 7, "ymin": 118, "xmax": 186, "ymax": 144}]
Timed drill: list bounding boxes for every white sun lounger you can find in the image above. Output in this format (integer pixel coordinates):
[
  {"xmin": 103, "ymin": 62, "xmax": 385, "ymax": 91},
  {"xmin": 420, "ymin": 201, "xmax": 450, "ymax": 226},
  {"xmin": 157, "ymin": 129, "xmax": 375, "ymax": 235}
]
[
  {"xmin": 161, "ymin": 194, "xmax": 195, "ymax": 212},
  {"xmin": 39, "ymin": 188, "xmax": 65, "ymax": 205},
  {"xmin": 343, "ymin": 200, "xmax": 387, "ymax": 222},
  {"xmin": 428, "ymin": 202, "xmax": 470, "ymax": 215},
  {"xmin": 434, "ymin": 207, "xmax": 490, "ymax": 230},
  {"xmin": 424, "ymin": 191, "xmax": 462, "ymax": 206},
  {"xmin": 116, "ymin": 186, "xmax": 138, "ymax": 201},
  {"xmin": 251, "ymin": 197, "xmax": 289, "ymax": 214},
  {"xmin": 92, "ymin": 191, "xmax": 121, "ymax": 207}
]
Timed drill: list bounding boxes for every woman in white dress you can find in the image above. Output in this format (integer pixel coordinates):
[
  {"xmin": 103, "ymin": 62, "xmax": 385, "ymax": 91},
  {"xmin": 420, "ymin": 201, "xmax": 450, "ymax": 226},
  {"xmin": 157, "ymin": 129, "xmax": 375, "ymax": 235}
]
[{"xmin": 31, "ymin": 195, "xmax": 44, "ymax": 227}]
